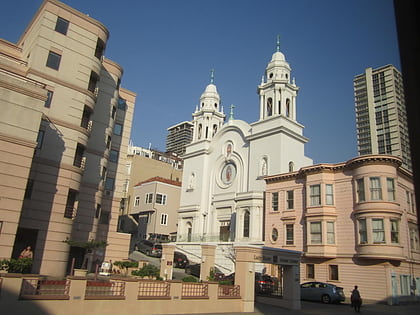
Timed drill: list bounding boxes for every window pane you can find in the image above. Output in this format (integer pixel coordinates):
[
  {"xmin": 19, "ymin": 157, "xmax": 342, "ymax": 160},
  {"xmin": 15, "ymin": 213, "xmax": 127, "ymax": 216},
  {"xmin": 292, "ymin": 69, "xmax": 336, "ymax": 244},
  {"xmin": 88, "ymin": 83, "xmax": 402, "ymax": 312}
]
[
  {"xmin": 307, "ymin": 264, "xmax": 315, "ymax": 279},
  {"xmin": 329, "ymin": 265, "xmax": 339, "ymax": 281},
  {"xmin": 271, "ymin": 228, "xmax": 278, "ymax": 241},
  {"xmin": 372, "ymin": 218, "xmax": 385, "ymax": 242},
  {"xmin": 390, "ymin": 219, "xmax": 399, "ymax": 243},
  {"xmin": 310, "ymin": 184, "xmax": 321, "ymax": 206},
  {"xmin": 46, "ymin": 51, "xmax": 61, "ymax": 70},
  {"xmin": 287, "ymin": 190, "xmax": 294, "ymax": 209},
  {"xmin": 243, "ymin": 211, "xmax": 250, "ymax": 237},
  {"xmin": 359, "ymin": 219, "xmax": 367, "ymax": 243},
  {"xmin": 114, "ymin": 123, "xmax": 123, "ymax": 136},
  {"xmin": 387, "ymin": 178, "xmax": 395, "ymax": 201},
  {"xmin": 326, "ymin": 184, "xmax": 334, "ymax": 205},
  {"xmin": 310, "ymin": 221, "xmax": 322, "ymax": 244},
  {"xmin": 44, "ymin": 90, "xmax": 53, "ymax": 108},
  {"xmin": 327, "ymin": 221, "xmax": 335, "ymax": 244},
  {"xmin": 109, "ymin": 150, "xmax": 119, "ymax": 162},
  {"xmin": 357, "ymin": 178, "xmax": 365, "ymax": 202},
  {"xmin": 55, "ymin": 17, "xmax": 69, "ymax": 35},
  {"xmin": 272, "ymin": 192, "xmax": 278, "ymax": 211},
  {"xmin": 370, "ymin": 177, "xmax": 382, "ymax": 200},
  {"xmin": 286, "ymin": 224, "xmax": 294, "ymax": 245}
]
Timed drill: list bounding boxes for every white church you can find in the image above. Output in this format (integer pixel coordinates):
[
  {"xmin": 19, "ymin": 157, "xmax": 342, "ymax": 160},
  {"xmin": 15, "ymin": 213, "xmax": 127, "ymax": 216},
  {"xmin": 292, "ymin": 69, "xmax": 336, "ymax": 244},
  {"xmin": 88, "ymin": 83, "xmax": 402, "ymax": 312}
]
[{"xmin": 176, "ymin": 39, "xmax": 313, "ymax": 273}]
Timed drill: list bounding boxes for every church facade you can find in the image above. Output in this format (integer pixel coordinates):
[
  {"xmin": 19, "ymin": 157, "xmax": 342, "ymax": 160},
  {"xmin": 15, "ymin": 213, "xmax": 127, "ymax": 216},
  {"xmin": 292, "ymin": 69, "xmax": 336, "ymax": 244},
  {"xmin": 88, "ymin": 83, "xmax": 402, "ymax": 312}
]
[{"xmin": 176, "ymin": 41, "xmax": 313, "ymax": 272}]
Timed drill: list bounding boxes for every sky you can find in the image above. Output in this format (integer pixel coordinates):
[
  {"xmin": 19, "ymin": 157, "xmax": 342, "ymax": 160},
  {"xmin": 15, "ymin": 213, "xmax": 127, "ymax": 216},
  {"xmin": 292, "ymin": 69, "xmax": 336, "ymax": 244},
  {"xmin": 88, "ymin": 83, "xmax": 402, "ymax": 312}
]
[{"xmin": 0, "ymin": 0, "xmax": 401, "ymax": 164}]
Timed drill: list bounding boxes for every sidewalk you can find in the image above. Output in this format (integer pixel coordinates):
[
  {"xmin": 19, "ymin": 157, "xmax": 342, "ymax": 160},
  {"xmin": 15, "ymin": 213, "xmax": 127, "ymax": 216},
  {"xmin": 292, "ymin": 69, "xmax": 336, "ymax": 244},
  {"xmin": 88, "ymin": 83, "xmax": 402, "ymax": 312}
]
[{"xmin": 191, "ymin": 301, "xmax": 420, "ymax": 315}]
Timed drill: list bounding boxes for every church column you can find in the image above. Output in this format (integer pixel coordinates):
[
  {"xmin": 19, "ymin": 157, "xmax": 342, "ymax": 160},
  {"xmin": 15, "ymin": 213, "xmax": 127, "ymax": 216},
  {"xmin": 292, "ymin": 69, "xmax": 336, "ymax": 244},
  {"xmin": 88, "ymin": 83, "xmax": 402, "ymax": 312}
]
[
  {"xmin": 292, "ymin": 95, "xmax": 297, "ymax": 120},
  {"xmin": 273, "ymin": 88, "xmax": 278, "ymax": 115},
  {"xmin": 259, "ymin": 92, "xmax": 264, "ymax": 120}
]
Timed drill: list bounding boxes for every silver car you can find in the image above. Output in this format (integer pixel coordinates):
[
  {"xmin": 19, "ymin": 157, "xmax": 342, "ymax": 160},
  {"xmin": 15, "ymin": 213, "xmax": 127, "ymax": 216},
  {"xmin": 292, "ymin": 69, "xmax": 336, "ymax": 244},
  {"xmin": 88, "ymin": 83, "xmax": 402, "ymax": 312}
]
[{"xmin": 300, "ymin": 281, "xmax": 345, "ymax": 304}]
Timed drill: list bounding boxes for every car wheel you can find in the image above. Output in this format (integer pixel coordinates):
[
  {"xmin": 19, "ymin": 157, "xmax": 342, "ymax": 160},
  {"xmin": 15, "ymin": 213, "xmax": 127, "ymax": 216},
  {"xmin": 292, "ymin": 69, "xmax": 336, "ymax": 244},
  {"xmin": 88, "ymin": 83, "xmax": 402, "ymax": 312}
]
[{"xmin": 321, "ymin": 294, "xmax": 331, "ymax": 304}]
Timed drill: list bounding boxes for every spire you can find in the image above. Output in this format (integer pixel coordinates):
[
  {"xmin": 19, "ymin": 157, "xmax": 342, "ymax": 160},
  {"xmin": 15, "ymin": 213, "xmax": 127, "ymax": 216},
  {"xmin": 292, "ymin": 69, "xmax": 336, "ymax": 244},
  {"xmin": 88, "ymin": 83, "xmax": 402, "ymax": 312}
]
[
  {"xmin": 276, "ymin": 35, "xmax": 280, "ymax": 52},
  {"xmin": 210, "ymin": 69, "xmax": 215, "ymax": 84},
  {"xmin": 229, "ymin": 104, "xmax": 235, "ymax": 120}
]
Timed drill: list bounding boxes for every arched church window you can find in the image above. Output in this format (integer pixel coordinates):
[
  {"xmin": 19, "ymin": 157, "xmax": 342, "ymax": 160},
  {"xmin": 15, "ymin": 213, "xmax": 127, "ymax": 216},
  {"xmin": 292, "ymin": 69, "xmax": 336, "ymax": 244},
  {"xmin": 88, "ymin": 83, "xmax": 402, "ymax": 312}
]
[
  {"xmin": 187, "ymin": 222, "xmax": 192, "ymax": 242},
  {"xmin": 289, "ymin": 161, "xmax": 295, "ymax": 172},
  {"xmin": 286, "ymin": 98, "xmax": 290, "ymax": 117},
  {"xmin": 269, "ymin": 73, "xmax": 273, "ymax": 79},
  {"xmin": 198, "ymin": 124, "xmax": 202, "ymax": 139},
  {"xmin": 286, "ymin": 73, "xmax": 288, "ymax": 79},
  {"xmin": 201, "ymin": 102, "xmax": 204, "ymax": 108},
  {"xmin": 243, "ymin": 210, "xmax": 250, "ymax": 238},
  {"xmin": 205, "ymin": 126, "xmax": 209, "ymax": 138},
  {"xmin": 267, "ymin": 98, "xmax": 273, "ymax": 116},
  {"xmin": 212, "ymin": 124, "xmax": 217, "ymax": 137},
  {"xmin": 214, "ymin": 103, "xmax": 218, "ymax": 109}
]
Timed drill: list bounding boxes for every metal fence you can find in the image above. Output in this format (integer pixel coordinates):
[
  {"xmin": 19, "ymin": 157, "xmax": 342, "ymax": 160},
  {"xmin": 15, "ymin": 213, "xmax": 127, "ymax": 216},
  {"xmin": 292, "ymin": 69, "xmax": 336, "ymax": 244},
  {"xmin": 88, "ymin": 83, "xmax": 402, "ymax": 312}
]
[
  {"xmin": 218, "ymin": 285, "xmax": 241, "ymax": 299},
  {"xmin": 138, "ymin": 280, "xmax": 171, "ymax": 299},
  {"xmin": 85, "ymin": 280, "xmax": 125, "ymax": 300},
  {"xmin": 181, "ymin": 282, "xmax": 209, "ymax": 299},
  {"xmin": 20, "ymin": 279, "xmax": 70, "ymax": 299}
]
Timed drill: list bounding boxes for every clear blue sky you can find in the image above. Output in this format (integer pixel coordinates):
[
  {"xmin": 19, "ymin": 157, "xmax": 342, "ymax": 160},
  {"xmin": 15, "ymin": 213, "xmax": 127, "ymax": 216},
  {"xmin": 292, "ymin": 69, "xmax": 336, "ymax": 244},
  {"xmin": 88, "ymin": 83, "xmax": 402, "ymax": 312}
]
[{"xmin": 0, "ymin": 0, "xmax": 400, "ymax": 164}]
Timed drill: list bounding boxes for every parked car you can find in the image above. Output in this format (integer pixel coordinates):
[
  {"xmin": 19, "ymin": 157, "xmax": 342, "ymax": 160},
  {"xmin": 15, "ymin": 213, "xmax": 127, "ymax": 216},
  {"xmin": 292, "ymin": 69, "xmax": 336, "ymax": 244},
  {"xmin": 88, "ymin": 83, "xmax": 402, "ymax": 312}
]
[
  {"xmin": 184, "ymin": 263, "xmax": 222, "ymax": 278},
  {"xmin": 300, "ymin": 281, "xmax": 345, "ymax": 304},
  {"xmin": 134, "ymin": 240, "xmax": 162, "ymax": 257},
  {"xmin": 255, "ymin": 273, "xmax": 274, "ymax": 294},
  {"xmin": 173, "ymin": 251, "xmax": 189, "ymax": 268}
]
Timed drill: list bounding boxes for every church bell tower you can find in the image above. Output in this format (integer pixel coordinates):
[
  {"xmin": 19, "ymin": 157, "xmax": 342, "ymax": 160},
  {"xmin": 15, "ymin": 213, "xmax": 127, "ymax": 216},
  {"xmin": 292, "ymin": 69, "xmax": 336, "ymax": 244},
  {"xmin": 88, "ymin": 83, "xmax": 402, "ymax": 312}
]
[
  {"xmin": 258, "ymin": 36, "xmax": 299, "ymax": 121},
  {"xmin": 192, "ymin": 70, "xmax": 226, "ymax": 142}
]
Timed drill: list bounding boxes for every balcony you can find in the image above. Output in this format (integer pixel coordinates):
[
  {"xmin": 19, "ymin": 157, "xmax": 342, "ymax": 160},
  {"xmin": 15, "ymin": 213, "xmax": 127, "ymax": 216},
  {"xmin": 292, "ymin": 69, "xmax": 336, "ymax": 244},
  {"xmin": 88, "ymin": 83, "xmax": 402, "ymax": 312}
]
[
  {"xmin": 305, "ymin": 244, "xmax": 337, "ymax": 258},
  {"xmin": 356, "ymin": 243, "xmax": 404, "ymax": 260}
]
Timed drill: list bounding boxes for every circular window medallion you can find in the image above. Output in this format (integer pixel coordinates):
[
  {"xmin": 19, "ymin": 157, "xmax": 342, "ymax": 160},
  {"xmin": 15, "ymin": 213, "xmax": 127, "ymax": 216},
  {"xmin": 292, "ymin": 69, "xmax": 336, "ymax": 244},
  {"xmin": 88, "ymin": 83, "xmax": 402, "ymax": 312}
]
[
  {"xmin": 221, "ymin": 162, "xmax": 236, "ymax": 185},
  {"xmin": 271, "ymin": 228, "xmax": 278, "ymax": 242}
]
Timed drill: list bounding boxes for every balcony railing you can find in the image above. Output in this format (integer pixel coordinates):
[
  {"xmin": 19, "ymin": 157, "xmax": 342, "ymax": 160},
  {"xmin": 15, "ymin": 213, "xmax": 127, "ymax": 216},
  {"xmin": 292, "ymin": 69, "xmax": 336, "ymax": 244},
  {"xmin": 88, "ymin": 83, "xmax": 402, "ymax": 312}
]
[{"xmin": 177, "ymin": 233, "xmax": 235, "ymax": 243}]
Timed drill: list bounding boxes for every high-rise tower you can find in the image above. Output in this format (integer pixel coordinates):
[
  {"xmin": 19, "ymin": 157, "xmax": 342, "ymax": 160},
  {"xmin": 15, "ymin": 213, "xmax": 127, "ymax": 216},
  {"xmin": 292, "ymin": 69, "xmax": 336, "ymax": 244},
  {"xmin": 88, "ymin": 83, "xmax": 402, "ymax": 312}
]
[{"xmin": 354, "ymin": 65, "xmax": 411, "ymax": 170}]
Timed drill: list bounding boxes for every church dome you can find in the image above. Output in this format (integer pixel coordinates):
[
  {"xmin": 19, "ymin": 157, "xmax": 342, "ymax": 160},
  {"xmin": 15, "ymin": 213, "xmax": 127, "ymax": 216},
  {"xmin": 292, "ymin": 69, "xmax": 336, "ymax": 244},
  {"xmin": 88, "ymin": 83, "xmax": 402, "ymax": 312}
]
[
  {"xmin": 200, "ymin": 83, "xmax": 220, "ymax": 100},
  {"xmin": 271, "ymin": 51, "xmax": 286, "ymax": 62}
]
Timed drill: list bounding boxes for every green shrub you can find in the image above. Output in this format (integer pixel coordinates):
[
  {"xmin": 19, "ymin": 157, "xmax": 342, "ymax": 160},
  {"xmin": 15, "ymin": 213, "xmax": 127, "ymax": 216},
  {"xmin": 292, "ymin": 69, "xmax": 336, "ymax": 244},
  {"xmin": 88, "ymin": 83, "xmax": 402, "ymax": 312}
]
[
  {"xmin": 182, "ymin": 275, "xmax": 199, "ymax": 282},
  {"xmin": 2, "ymin": 258, "xmax": 32, "ymax": 273},
  {"xmin": 131, "ymin": 264, "xmax": 160, "ymax": 278},
  {"xmin": 113, "ymin": 260, "xmax": 138, "ymax": 269}
]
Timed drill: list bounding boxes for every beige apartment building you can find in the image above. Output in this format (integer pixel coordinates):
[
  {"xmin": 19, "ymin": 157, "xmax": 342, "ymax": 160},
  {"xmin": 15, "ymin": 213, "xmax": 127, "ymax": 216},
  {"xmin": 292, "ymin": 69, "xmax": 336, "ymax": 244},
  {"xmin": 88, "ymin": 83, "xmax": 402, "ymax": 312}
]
[
  {"xmin": 0, "ymin": 0, "xmax": 136, "ymax": 276},
  {"xmin": 118, "ymin": 145, "xmax": 183, "ymax": 248},
  {"xmin": 130, "ymin": 177, "xmax": 181, "ymax": 242},
  {"xmin": 264, "ymin": 155, "xmax": 420, "ymax": 303}
]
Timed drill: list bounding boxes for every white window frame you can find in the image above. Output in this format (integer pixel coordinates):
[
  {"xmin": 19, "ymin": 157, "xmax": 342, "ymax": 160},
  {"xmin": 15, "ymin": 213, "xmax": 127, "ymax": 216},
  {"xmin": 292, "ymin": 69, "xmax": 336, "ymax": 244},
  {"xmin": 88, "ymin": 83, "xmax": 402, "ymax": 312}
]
[
  {"xmin": 145, "ymin": 193, "xmax": 153, "ymax": 204},
  {"xmin": 286, "ymin": 190, "xmax": 294, "ymax": 209},
  {"xmin": 370, "ymin": 177, "xmax": 382, "ymax": 200},
  {"xmin": 310, "ymin": 221, "xmax": 322, "ymax": 244},
  {"xmin": 387, "ymin": 178, "xmax": 396, "ymax": 201},
  {"xmin": 327, "ymin": 221, "xmax": 335, "ymax": 244},
  {"xmin": 286, "ymin": 224, "xmax": 294, "ymax": 245},
  {"xmin": 134, "ymin": 196, "xmax": 140, "ymax": 206},
  {"xmin": 156, "ymin": 193, "xmax": 167, "ymax": 205},
  {"xmin": 272, "ymin": 192, "xmax": 279, "ymax": 211},
  {"xmin": 309, "ymin": 184, "xmax": 321, "ymax": 206},
  {"xmin": 160, "ymin": 213, "xmax": 168, "ymax": 225},
  {"xmin": 325, "ymin": 184, "xmax": 334, "ymax": 205}
]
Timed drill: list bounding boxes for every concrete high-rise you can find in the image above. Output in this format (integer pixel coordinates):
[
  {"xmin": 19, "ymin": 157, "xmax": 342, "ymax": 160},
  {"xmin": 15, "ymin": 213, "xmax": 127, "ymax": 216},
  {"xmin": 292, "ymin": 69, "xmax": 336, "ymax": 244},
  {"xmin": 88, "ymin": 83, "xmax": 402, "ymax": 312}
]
[
  {"xmin": 166, "ymin": 121, "xmax": 193, "ymax": 156},
  {"xmin": 0, "ymin": 0, "xmax": 136, "ymax": 276},
  {"xmin": 354, "ymin": 65, "xmax": 411, "ymax": 170}
]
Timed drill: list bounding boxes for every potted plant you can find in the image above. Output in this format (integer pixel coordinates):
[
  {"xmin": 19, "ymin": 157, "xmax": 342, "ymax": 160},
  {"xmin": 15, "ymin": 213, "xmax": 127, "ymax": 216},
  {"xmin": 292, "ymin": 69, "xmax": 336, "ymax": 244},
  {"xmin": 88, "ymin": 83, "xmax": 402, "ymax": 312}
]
[
  {"xmin": 63, "ymin": 238, "xmax": 108, "ymax": 275},
  {"xmin": 113, "ymin": 260, "xmax": 139, "ymax": 276}
]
